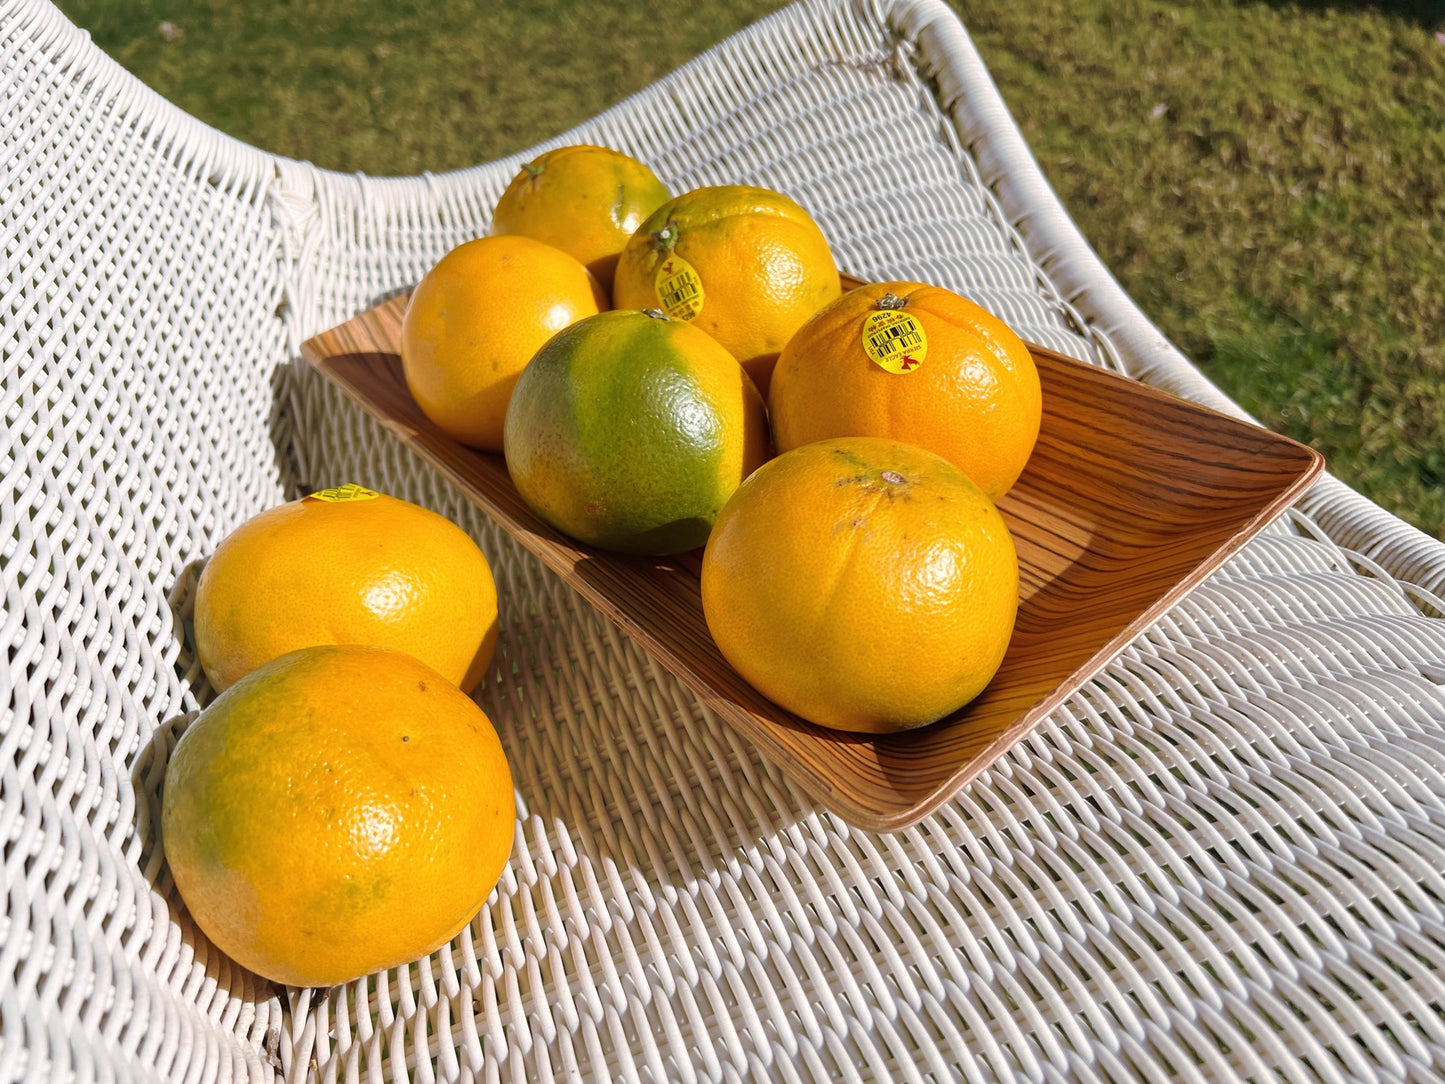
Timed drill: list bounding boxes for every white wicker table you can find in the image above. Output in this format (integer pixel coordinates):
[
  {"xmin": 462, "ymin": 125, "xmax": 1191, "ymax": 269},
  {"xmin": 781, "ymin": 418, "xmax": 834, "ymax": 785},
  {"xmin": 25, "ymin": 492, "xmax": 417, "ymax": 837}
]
[{"xmin": 4, "ymin": 0, "xmax": 1444, "ymax": 1080}]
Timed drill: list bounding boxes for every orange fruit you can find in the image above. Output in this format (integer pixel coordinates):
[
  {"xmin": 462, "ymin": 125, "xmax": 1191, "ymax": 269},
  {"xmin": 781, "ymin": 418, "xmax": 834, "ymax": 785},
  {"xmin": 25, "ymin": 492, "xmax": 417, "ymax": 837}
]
[
  {"xmin": 503, "ymin": 308, "xmax": 768, "ymax": 555},
  {"xmin": 194, "ymin": 485, "xmax": 498, "ymax": 694},
  {"xmin": 489, "ymin": 144, "xmax": 671, "ymax": 294},
  {"xmin": 162, "ymin": 644, "xmax": 515, "ymax": 988},
  {"xmin": 768, "ymin": 281, "xmax": 1042, "ymax": 500},
  {"xmin": 400, "ymin": 235, "xmax": 606, "ymax": 452},
  {"xmin": 700, "ymin": 437, "xmax": 1018, "ymax": 733},
  {"xmin": 611, "ymin": 184, "xmax": 840, "ymax": 395}
]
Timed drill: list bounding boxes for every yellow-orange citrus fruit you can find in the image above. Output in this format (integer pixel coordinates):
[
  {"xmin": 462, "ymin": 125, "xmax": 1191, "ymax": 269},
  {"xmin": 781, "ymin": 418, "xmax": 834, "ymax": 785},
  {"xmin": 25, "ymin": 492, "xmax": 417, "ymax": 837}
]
[
  {"xmin": 769, "ymin": 281, "xmax": 1042, "ymax": 500},
  {"xmin": 611, "ymin": 184, "xmax": 840, "ymax": 395},
  {"xmin": 489, "ymin": 144, "xmax": 671, "ymax": 294},
  {"xmin": 701, "ymin": 437, "xmax": 1018, "ymax": 733},
  {"xmin": 400, "ymin": 235, "xmax": 606, "ymax": 451},
  {"xmin": 162, "ymin": 644, "xmax": 515, "ymax": 988},
  {"xmin": 194, "ymin": 485, "xmax": 498, "ymax": 694},
  {"xmin": 504, "ymin": 309, "xmax": 768, "ymax": 555}
]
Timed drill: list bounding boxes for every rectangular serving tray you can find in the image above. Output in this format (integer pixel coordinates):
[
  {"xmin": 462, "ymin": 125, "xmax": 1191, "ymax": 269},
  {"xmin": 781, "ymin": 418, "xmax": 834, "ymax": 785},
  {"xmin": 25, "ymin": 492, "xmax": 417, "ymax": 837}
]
[{"xmin": 300, "ymin": 293, "xmax": 1324, "ymax": 831}]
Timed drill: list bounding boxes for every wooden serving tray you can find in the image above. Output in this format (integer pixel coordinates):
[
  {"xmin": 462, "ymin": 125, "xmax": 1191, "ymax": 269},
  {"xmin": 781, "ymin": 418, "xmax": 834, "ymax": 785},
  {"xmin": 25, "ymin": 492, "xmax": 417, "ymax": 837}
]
[{"xmin": 301, "ymin": 294, "xmax": 1323, "ymax": 831}]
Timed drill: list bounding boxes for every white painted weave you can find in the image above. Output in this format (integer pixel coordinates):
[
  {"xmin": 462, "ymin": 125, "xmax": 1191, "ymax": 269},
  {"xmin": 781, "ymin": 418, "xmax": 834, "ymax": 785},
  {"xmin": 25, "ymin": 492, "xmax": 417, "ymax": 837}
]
[{"xmin": 4, "ymin": 0, "xmax": 1443, "ymax": 1080}]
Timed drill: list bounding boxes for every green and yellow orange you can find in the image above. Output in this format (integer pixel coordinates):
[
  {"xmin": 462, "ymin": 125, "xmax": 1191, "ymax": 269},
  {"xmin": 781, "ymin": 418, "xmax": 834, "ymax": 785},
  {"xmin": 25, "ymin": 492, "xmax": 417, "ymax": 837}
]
[
  {"xmin": 503, "ymin": 308, "xmax": 769, "ymax": 554},
  {"xmin": 162, "ymin": 644, "xmax": 515, "ymax": 988}
]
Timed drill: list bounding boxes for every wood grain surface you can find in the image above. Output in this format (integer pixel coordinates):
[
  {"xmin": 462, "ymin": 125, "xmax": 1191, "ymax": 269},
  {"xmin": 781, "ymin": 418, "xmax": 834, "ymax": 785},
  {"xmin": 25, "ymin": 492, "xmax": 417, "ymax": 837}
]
[{"xmin": 300, "ymin": 294, "xmax": 1324, "ymax": 831}]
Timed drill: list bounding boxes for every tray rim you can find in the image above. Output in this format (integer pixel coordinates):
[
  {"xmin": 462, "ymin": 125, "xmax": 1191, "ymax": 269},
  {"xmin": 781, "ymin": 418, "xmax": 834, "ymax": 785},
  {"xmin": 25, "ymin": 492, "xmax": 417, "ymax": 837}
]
[{"xmin": 299, "ymin": 294, "xmax": 1325, "ymax": 831}]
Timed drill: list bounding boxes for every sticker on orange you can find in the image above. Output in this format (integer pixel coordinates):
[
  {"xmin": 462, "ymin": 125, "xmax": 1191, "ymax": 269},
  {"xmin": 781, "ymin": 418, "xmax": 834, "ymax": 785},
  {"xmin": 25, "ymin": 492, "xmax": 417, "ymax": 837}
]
[
  {"xmin": 862, "ymin": 310, "xmax": 928, "ymax": 374},
  {"xmin": 305, "ymin": 483, "xmax": 380, "ymax": 503},
  {"xmin": 654, "ymin": 254, "xmax": 705, "ymax": 321}
]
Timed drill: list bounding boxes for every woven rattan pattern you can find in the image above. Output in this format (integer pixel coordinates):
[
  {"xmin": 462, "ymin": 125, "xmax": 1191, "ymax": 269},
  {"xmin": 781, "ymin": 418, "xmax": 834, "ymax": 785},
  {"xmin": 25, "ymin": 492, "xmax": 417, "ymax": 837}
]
[{"xmin": 5, "ymin": 0, "xmax": 1445, "ymax": 1080}]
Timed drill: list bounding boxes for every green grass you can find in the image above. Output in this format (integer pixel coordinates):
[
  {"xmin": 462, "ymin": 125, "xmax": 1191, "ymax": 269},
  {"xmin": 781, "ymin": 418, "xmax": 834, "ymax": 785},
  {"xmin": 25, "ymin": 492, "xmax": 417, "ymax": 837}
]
[
  {"xmin": 56, "ymin": 0, "xmax": 1445, "ymax": 539},
  {"xmin": 56, "ymin": 0, "xmax": 783, "ymax": 172},
  {"xmin": 963, "ymin": 0, "xmax": 1445, "ymax": 538}
]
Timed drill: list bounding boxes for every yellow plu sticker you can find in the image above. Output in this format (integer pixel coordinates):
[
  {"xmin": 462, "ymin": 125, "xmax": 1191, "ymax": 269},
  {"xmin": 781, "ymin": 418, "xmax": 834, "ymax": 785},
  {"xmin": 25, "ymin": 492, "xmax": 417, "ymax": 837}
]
[
  {"xmin": 305, "ymin": 483, "xmax": 380, "ymax": 503},
  {"xmin": 654, "ymin": 254, "xmax": 705, "ymax": 321},
  {"xmin": 861, "ymin": 312, "xmax": 930, "ymax": 375},
  {"xmin": 862, "ymin": 310, "xmax": 928, "ymax": 374}
]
